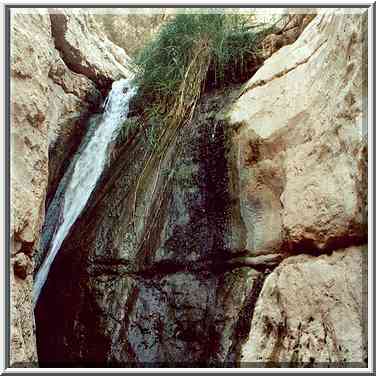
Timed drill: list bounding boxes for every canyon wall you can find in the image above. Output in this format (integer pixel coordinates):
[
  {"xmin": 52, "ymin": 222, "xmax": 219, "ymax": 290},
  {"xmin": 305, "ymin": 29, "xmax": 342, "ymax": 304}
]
[
  {"xmin": 10, "ymin": 9, "xmax": 130, "ymax": 366},
  {"xmin": 10, "ymin": 8, "xmax": 367, "ymax": 368},
  {"xmin": 228, "ymin": 9, "xmax": 367, "ymax": 365},
  {"xmin": 34, "ymin": 9, "xmax": 367, "ymax": 368},
  {"xmin": 93, "ymin": 11, "xmax": 170, "ymax": 57}
]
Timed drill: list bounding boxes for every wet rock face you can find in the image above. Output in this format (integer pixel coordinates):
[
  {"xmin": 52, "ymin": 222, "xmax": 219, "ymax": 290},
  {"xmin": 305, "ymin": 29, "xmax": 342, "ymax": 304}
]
[{"xmin": 35, "ymin": 87, "xmax": 273, "ymax": 366}]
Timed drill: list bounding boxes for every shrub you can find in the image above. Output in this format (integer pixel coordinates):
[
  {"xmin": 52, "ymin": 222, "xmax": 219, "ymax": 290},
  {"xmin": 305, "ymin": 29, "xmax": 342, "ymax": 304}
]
[
  {"xmin": 127, "ymin": 12, "xmax": 274, "ymax": 225},
  {"xmin": 130, "ymin": 12, "xmax": 273, "ymax": 109}
]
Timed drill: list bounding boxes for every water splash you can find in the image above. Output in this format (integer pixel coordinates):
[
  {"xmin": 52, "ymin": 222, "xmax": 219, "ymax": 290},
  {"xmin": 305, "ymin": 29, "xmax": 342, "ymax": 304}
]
[{"xmin": 33, "ymin": 79, "xmax": 137, "ymax": 305}]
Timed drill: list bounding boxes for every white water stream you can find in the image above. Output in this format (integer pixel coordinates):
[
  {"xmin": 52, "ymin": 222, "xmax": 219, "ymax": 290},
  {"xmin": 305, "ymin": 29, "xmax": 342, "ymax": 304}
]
[{"xmin": 33, "ymin": 78, "xmax": 137, "ymax": 305}]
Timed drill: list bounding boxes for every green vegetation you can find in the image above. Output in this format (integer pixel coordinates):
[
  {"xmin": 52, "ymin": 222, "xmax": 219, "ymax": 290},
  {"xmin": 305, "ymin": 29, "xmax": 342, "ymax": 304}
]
[
  {"xmin": 127, "ymin": 12, "xmax": 274, "ymax": 231},
  {"xmin": 131, "ymin": 12, "xmax": 273, "ymax": 110},
  {"xmin": 119, "ymin": 117, "xmax": 140, "ymax": 140}
]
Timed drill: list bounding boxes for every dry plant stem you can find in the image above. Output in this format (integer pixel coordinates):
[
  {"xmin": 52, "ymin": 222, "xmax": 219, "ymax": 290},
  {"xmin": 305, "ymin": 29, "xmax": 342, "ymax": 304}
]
[
  {"xmin": 143, "ymin": 155, "xmax": 164, "ymax": 224},
  {"xmin": 135, "ymin": 143, "xmax": 185, "ymax": 258},
  {"xmin": 131, "ymin": 39, "xmax": 211, "ymax": 240}
]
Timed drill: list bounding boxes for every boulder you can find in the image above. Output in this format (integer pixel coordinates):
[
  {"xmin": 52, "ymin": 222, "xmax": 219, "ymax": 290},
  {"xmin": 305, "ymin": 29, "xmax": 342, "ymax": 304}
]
[
  {"xmin": 240, "ymin": 245, "xmax": 367, "ymax": 367},
  {"xmin": 228, "ymin": 10, "xmax": 367, "ymax": 255}
]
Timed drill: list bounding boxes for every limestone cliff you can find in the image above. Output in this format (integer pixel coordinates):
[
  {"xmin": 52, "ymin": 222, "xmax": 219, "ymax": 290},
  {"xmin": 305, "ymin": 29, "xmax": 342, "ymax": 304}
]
[
  {"xmin": 93, "ymin": 11, "xmax": 170, "ymax": 57},
  {"xmin": 10, "ymin": 8, "xmax": 367, "ymax": 369},
  {"xmin": 33, "ymin": 9, "xmax": 367, "ymax": 368},
  {"xmin": 49, "ymin": 9, "xmax": 131, "ymax": 92},
  {"xmin": 228, "ymin": 9, "xmax": 367, "ymax": 365},
  {"xmin": 10, "ymin": 8, "xmax": 130, "ymax": 366}
]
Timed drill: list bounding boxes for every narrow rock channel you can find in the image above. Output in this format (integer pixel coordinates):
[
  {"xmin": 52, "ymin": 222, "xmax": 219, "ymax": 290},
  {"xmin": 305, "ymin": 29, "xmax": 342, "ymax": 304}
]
[
  {"xmin": 10, "ymin": 9, "xmax": 367, "ymax": 368},
  {"xmin": 35, "ymin": 85, "xmax": 275, "ymax": 367}
]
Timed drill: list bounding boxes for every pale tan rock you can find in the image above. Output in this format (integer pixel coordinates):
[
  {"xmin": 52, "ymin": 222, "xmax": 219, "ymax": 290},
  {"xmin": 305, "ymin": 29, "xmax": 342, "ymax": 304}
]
[
  {"xmin": 10, "ymin": 11, "xmax": 54, "ymax": 366},
  {"xmin": 11, "ymin": 10, "xmax": 53, "ymax": 245},
  {"xmin": 240, "ymin": 245, "xmax": 367, "ymax": 367},
  {"xmin": 229, "ymin": 10, "xmax": 367, "ymax": 254},
  {"xmin": 281, "ymin": 127, "xmax": 367, "ymax": 251},
  {"xmin": 49, "ymin": 9, "xmax": 131, "ymax": 90},
  {"xmin": 10, "ymin": 267, "xmax": 38, "ymax": 367},
  {"xmin": 10, "ymin": 8, "xmax": 131, "ymax": 366},
  {"xmin": 93, "ymin": 12, "xmax": 171, "ymax": 57}
]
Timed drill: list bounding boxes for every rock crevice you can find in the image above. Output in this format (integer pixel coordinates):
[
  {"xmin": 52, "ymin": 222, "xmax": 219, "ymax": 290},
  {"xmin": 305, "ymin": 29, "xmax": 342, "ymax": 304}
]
[
  {"xmin": 10, "ymin": 8, "xmax": 132, "ymax": 367},
  {"xmin": 49, "ymin": 10, "xmax": 131, "ymax": 94},
  {"xmin": 10, "ymin": 8, "xmax": 368, "ymax": 368},
  {"xmin": 238, "ymin": 38, "xmax": 328, "ymax": 98}
]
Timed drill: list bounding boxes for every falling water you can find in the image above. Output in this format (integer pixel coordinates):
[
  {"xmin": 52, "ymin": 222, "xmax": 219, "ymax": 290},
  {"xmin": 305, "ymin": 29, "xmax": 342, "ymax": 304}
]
[{"xmin": 33, "ymin": 78, "xmax": 137, "ymax": 305}]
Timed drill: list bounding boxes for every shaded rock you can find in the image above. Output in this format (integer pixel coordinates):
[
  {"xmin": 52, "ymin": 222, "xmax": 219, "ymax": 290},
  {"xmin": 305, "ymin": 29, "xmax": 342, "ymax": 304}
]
[
  {"xmin": 14, "ymin": 253, "xmax": 33, "ymax": 280},
  {"xmin": 227, "ymin": 133, "xmax": 285, "ymax": 255},
  {"xmin": 49, "ymin": 9, "xmax": 131, "ymax": 93},
  {"xmin": 217, "ymin": 267, "xmax": 264, "ymax": 365},
  {"xmin": 240, "ymin": 245, "xmax": 367, "ymax": 367},
  {"xmin": 262, "ymin": 12, "xmax": 316, "ymax": 59},
  {"xmin": 94, "ymin": 12, "xmax": 171, "ymax": 57},
  {"xmin": 46, "ymin": 55, "xmax": 101, "ymax": 205}
]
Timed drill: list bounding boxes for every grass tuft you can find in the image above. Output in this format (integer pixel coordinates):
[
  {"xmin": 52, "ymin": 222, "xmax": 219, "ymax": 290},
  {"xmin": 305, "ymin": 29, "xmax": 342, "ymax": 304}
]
[
  {"xmin": 130, "ymin": 13, "xmax": 274, "ymax": 109},
  {"xmin": 126, "ymin": 13, "xmax": 275, "ymax": 235}
]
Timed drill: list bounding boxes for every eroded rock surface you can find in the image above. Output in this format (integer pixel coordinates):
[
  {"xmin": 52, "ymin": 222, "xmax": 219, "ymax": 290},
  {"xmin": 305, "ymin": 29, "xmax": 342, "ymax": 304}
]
[
  {"xmin": 240, "ymin": 246, "xmax": 367, "ymax": 367},
  {"xmin": 262, "ymin": 12, "xmax": 316, "ymax": 59},
  {"xmin": 229, "ymin": 10, "xmax": 367, "ymax": 255},
  {"xmin": 49, "ymin": 9, "xmax": 131, "ymax": 92},
  {"xmin": 10, "ymin": 11, "xmax": 54, "ymax": 366},
  {"xmin": 10, "ymin": 8, "xmax": 131, "ymax": 366},
  {"xmin": 228, "ymin": 9, "xmax": 368, "ymax": 366},
  {"xmin": 94, "ymin": 12, "xmax": 171, "ymax": 57}
]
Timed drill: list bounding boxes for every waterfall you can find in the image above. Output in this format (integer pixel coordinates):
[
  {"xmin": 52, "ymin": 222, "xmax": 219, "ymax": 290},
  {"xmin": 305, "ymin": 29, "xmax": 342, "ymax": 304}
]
[{"xmin": 33, "ymin": 78, "xmax": 137, "ymax": 305}]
